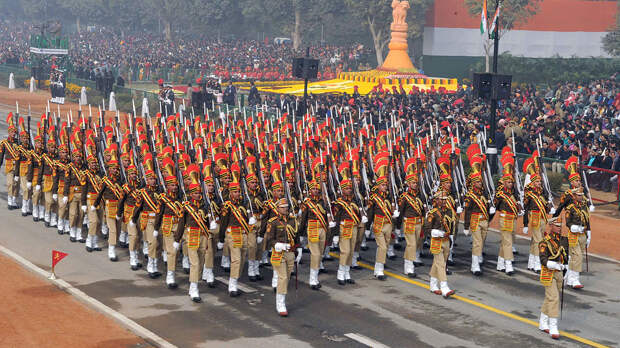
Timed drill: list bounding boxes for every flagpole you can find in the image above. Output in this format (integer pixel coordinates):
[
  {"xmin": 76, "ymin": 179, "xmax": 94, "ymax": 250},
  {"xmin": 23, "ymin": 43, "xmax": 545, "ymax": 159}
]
[
  {"xmin": 49, "ymin": 265, "xmax": 57, "ymax": 280},
  {"xmin": 487, "ymin": 0, "xmax": 501, "ymax": 174}
]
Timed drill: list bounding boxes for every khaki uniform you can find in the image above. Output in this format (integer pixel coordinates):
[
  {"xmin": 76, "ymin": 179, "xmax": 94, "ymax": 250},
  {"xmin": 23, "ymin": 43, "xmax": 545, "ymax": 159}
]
[
  {"xmin": 218, "ymin": 198, "xmax": 251, "ymax": 279},
  {"xmin": 539, "ymin": 233, "xmax": 568, "ymax": 318},
  {"xmin": 298, "ymin": 197, "xmax": 328, "ymax": 270},
  {"xmin": 523, "ymin": 189, "xmax": 549, "ymax": 256},
  {"xmin": 53, "ymin": 159, "xmax": 71, "ymax": 231},
  {"xmin": 264, "ymin": 214, "xmax": 299, "ymax": 294},
  {"xmin": 463, "ymin": 188, "xmax": 491, "ymax": 257},
  {"xmin": 120, "ymin": 182, "xmax": 142, "ymax": 251},
  {"xmin": 178, "ymin": 199, "xmax": 209, "ymax": 283},
  {"xmin": 564, "ymin": 201, "xmax": 590, "ymax": 273},
  {"xmin": 27, "ymin": 149, "xmax": 44, "ymax": 215},
  {"xmin": 493, "ymin": 188, "xmax": 519, "ymax": 261},
  {"xmin": 155, "ymin": 193, "xmax": 184, "ymax": 272},
  {"xmin": 397, "ymin": 190, "xmax": 424, "ymax": 261},
  {"xmin": 424, "ymin": 207, "xmax": 456, "ymax": 283},
  {"xmin": 64, "ymin": 163, "xmax": 86, "ymax": 230},
  {"xmin": 16, "ymin": 144, "xmax": 33, "ymax": 203},
  {"xmin": 40, "ymin": 152, "xmax": 58, "ymax": 220},
  {"xmin": 332, "ymin": 197, "xmax": 360, "ymax": 266},
  {"xmin": 0, "ymin": 139, "xmax": 20, "ymax": 202},
  {"xmin": 94, "ymin": 175, "xmax": 125, "ymax": 246},
  {"xmin": 367, "ymin": 192, "xmax": 393, "ymax": 265}
]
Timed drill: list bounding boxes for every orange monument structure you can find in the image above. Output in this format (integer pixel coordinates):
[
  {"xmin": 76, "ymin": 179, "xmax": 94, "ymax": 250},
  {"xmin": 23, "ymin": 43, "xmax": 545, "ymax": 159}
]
[{"xmin": 380, "ymin": 0, "xmax": 417, "ymax": 71}]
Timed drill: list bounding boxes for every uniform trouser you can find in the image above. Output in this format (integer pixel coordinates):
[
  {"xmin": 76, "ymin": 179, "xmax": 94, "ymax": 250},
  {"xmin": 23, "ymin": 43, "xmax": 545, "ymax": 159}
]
[
  {"xmin": 225, "ymin": 232, "xmax": 248, "ymax": 279},
  {"xmin": 88, "ymin": 206, "xmax": 103, "ymax": 237},
  {"xmin": 472, "ymin": 219, "xmax": 489, "ymax": 257},
  {"xmin": 20, "ymin": 176, "xmax": 31, "ymax": 201},
  {"xmin": 541, "ymin": 271, "xmax": 562, "ymax": 318},
  {"xmin": 374, "ymin": 223, "xmax": 393, "ymax": 264},
  {"xmin": 185, "ymin": 229, "xmax": 207, "ymax": 283},
  {"xmin": 204, "ymin": 230, "xmax": 215, "ymax": 268},
  {"xmin": 247, "ymin": 220, "xmax": 261, "ymax": 261},
  {"xmin": 498, "ymin": 215, "xmax": 515, "ymax": 260},
  {"xmin": 105, "ymin": 212, "xmax": 120, "ymax": 246},
  {"xmin": 273, "ymin": 251, "xmax": 295, "ymax": 294},
  {"xmin": 308, "ymin": 227, "xmax": 326, "ymax": 269},
  {"xmin": 44, "ymin": 191, "xmax": 56, "ymax": 214},
  {"xmin": 6, "ymin": 172, "xmax": 18, "ymax": 199},
  {"xmin": 163, "ymin": 228, "xmax": 178, "ymax": 272},
  {"xmin": 32, "ymin": 186, "xmax": 42, "ymax": 207},
  {"xmin": 404, "ymin": 222, "xmax": 422, "ymax": 261},
  {"xmin": 142, "ymin": 215, "xmax": 160, "ymax": 259},
  {"xmin": 429, "ymin": 238, "xmax": 450, "ymax": 282},
  {"xmin": 568, "ymin": 233, "xmax": 587, "ymax": 272},
  {"xmin": 128, "ymin": 220, "xmax": 140, "ymax": 251},
  {"xmin": 529, "ymin": 220, "xmax": 544, "ymax": 256},
  {"xmin": 68, "ymin": 195, "xmax": 84, "ymax": 228},
  {"xmin": 353, "ymin": 223, "xmax": 365, "ymax": 252},
  {"xmin": 57, "ymin": 193, "xmax": 68, "ymax": 222},
  {"xmin": 339, "ymin": 227, "xmax": 355, "ymax": 266}
]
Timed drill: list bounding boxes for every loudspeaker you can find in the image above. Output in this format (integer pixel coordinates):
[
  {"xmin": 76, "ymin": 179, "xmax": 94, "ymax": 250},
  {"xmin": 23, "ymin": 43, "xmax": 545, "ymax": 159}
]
[
  {"xmin": 292, "ymin": 58, "xmax": 320, "ymax": 79},
  {"xmin": 473, "ymin": 73, "xmax": 493, "ymax": 99},
  {"xmin": 493, "ymin": 74, "xmax": 512, "ymax": 100},
  {"xmin": 292, "ymin": 58, "xmax": 305, "ymax": 79}
]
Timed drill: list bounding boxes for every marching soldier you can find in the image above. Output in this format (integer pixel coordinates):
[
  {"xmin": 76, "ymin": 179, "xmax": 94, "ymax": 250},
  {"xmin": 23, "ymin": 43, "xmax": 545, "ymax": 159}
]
[
  {"xmin": 200, "ymin": 160, "xmax": 220, "ymax": 288},
  {"xmin": 260, "ymin": 163, "xmax": 287, "ymax": 290},
  {"xmin": 94, "ymin": 154, "xmax": 124, "ymax": 261},
  {"xmin": 131, "ymin": 153, "xmax": 163, "ymax": 278},
  {"xmin": 16, "ymin": 118, "xmax": 33, "ymax": 216},
  {"xmin": 154, "ymin": 158, "xmax": 184, "ymax": 289},
  {"xmin": 493, "ymin": 151, "xmax": 519, "ymax": 275},
  {"xmin": 396, "ymin": 158, "xmax": 425, "ymax": 278},
  {"xmin": 563, "ymin": 186, "xmax": 590, "ymax": 290},
  {"xmin": 40, "ymin": 129, "xmax": 58, "ymax": 227},
  {"xmin": 245, "ymin": 156, "xmax": 265, "ymax": 282},
  {"xmin": 65, "ymin": 143, "xmax": 87, "ymax": 243},
  {"xmin": 264, "ymin": 198, "xmax": 300, "ymax": 316},
  {"xmin": 425, "ymin": 191, "xmax": 456, "ymax": 298},
  {"xmin": 82, "ymin": 140, "xmax": 103, "ymax": 253},
  {"xmin": 437, "ymin": 154, "xmax": 461, "ymax": 268},
  {"xmin": 522, "ymin": 157, "xmax": 551, "ymax": 273},
  {"xmin": 0, "ymin": 114, "xmax": 21, "ymax": 210},
  {"xmin": 178, "ymin": 164, "xmax": 211, "ymax": 302},
  {"xmin": 538, "ymin": 216, "xmax": 568, "ymax": 340},
  {"xmin": 54, "ymin": 134, "xmax": 71, "ymax": 235},
  {"xmin": 28, "ymin": 128, "xmax": 45, "ymax": 222},
  {"xmin": 218, "ymin": 163, "xmax": 255, "ymax": 297},
  {"xmin": 119, "ymin": 160, "xmax": 142, "ymax": 268},
  {"xmin": 331, "ymin": 162, "xmax": 359, "ymax": 284},
  {"xmin": 366, "ymin": 158, "xmax": 397, "ymax": 281},
  {"xmin": 462, "ymin": 152, "xmax": 493, "ymax": 276}
]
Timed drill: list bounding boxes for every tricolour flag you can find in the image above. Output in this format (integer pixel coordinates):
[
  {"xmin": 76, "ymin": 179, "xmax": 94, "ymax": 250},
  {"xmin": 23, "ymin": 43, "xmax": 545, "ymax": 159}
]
[
  {"xmin": 489, "ymin": 2, "xmax": 501, "ymax": 38},
  {"xmin": 480, "ymin": 0, "xmax": 488, "ymax": 34}
]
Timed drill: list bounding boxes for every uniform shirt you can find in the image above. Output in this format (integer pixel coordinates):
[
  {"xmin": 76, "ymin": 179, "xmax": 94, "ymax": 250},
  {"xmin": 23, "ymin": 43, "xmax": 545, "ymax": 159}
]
[
  {"xmin": 493, "ymin": 187, "xmax": 519, "ymax": 215},
  {"xmin": 177, "ymin": 198, "xmax": 209, "ymax": 242},
  {"xmin": 131, "ymin": 186, "xmax": 162, "ymax": 222},
  {"xmin": 396, "ymin": 189, "xmax": 425, "ymax": 229},
  {"xmin": 264, "ymin": 213, "xmax": 299, "ymax": 250},
  {"xmin": 218, "ymin": 198, "xmax": 250, "ymax": 243},
  {"xmin": 298, "ymin": 196, "xmax": 329, "ymax": 235},
  {"xmin": 15, "ymin": 143, "xmax": 32, "ymax": 177},
  {"xmin": 553, "ymin": 189, "xmax": 576, "ymax": 218},
  {"xmin": 0, "ymin": 138, "xmax": 19, "ymax": 175},
  {"xmin": 331, "ymin": 196, "xmax": 361, "ymax": 235},
  {"xmin": 522, "ymin": 187, "xmax": 549, "ymax": 226},
  {"xmin": 63, "ymin": 163, "xmax": 86, "ymax": 197},
  {"xmin": 154, "ymin": 191, "xmax": 184, "ymax": 233},
  {"xmin": 423, "ymin": 206, "xmax": 456, "ymax": 237},
  {"xmin": 38, "ymin": 151, "xmax": 57, "ymax": 187},
  {"xmin": 463, "ymin": 187, "xmax": 491, "ymax": 230},
  {"xmin": 539, "ymin": 233, "xmax": 569, "ymax": 266},
  {"xmin": 564, "ymin": 200, "xmax": 591, "ymax": 230},
  {"xmin": 81, "ymin": 169, "xmax": 104, "ymax": 206},
  {"xmin": 27, "ymin": 148, "xmax": 44, "ymax": 184},
  {"xmin": 52, "ymin": 158, "xmax": 70, "ymax": 193},
  {"xmin": 94, "ymin": 174, "xmax": 124, "ymax": 207},
  {"xmin": 366, "ymin": 191, "xmax": 393, "ymax": 230}
]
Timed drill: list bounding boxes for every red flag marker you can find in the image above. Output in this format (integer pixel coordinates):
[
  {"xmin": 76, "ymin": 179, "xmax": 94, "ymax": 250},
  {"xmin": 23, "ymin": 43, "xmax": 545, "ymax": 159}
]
[{"xmin": 50, "ymin": 250, "xmax": 68, "ymax": 279}]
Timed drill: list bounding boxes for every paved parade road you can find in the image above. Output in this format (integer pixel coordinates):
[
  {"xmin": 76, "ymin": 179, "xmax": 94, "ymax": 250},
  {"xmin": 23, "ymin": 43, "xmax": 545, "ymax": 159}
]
[{"xmin": 0, "ymin": 107, "xmax": 619, "ymax": 348}]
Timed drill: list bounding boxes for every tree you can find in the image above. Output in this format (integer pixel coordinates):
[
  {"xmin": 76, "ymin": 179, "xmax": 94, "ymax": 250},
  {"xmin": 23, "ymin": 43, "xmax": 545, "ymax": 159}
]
[
  {"xmin": 344, "ymin": 0, "xmax": 393, "ymax": 66},
  {"xmin": 57, "ymin": 0, "xmax": 104, "ymax": 33},
  {"xmin": 465, "ymin": 0, "xmax": 541, "ymax": 72},
  {"xmin": 143, "ymin": 0, "xmax": 191, "ymax": 41},
  {"xmin": 602, "ymin": 0, "xmax": 620, "ymax": 57}
]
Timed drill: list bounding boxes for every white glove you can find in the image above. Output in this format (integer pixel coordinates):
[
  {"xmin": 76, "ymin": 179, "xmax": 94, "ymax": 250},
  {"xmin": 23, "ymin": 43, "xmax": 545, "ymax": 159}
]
[
  {"xmin": 586, "ymin": 230, "xmax": 591, "ymax": 247},
  {"xmin": 549, "ymin": 207, "xmax": 556, "ymax": 215},
  {"xmin": 489, "ymin": 206, "xmax": 496, "ymax": 215},
  {"xmin": 62, "ymin": 196, "xmax": 68, "ymax": 205},
  {"xmin": 209, "ymin": 220, "xmax": 218, "ymax": 230},
  {"xmin": 248, "ymin": 216, "xmax": 257, "ymax": 225},
  {"xmin": 589, "ymin": 205, "xmax": 595, "ymax": 212},
  {"xmin": 295, "ymin": 248, "xmax": 302, "ymax": 263},
  {"xmin": 14, "ymin": 176, "xmax": 19, "ymax": 182},
  {"xmin": 35, "ymin": 185, "xmax": 40, "ymax": 191},
  {"xmin": 392, "ymin": 210, "xmax": 400, "ymax": 219},
  {"xmin": 173, "ymin": 241, "xmax": 180, "ymax": 250},
  {"xmin": 257, "ymin": 236, "xmax": 264, "ymax": 244},
  {"xmin": 431, "ymin": 229, "xmax": 445, "ymax": 238},
  {"xmin": 274, "ymin": 242, "xmax": 286, "ymax": 252},
  {"xmin": 128, "ymin": 220, "xmax": 135, "ymax": 226},
  {"xmin": 90, "ymin": 205, "xmax": 96, "ymax": 212},
  {"xmin": 523, "ymin": 227, "xmax": 529, "ymax": 235},
  {"xmin": 81, "ymin": 205, "xmax": 87, "ymax": 213},
  {"xmin": 217, "ymin": 242, "xmax": 224, "ymax": 250},
  {"xmin": 27, "ymin": 182, "xmax": 32, "ymax": 189},
  {"xmin": 463, "ymin": 229, "xmax": 470, "ymax": 236},
  {"xmin": 52, "ymin": 194, "xmax": 58, "ymax": 201},
  {"xmin": 456, "ymin": 206, "xmax": 463, "ymax": 214},
  {"xmin": 153, "ymin": 230, "xmax": 159, "ymax": 237},
  {"xmin": 546, "ymin": 261, "xmax": 563, "ymax": 271},
  {"xmin": 365, "ymin": 230, "xmax": 371, "ymax": 238},
  {"xmin": 329, "ymin": 221, "xmax": 336, "ymax": 228},
  {"xmin": 333, "ymin": 236, "xmax": 339, "ymax": 244},
  {"xmin": 361, "ymin": 215, "xmax": 368, "ymax": 223},
  {"xmin": 570, "ymin": 225, "xmax": 583, "ymax": 233}
]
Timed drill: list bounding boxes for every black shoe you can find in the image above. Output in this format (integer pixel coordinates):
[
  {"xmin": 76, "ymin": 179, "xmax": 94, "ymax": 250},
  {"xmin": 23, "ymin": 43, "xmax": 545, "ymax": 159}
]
[
  {"xmin": 57, "ymin": 230, "xmax": 63, "ymax": 235},
  {"xmin": 273, "ymin": 287, "xmax": 277, "ymax": 293},
  {"xmin": 148, "ymin": 272, "xmax": 160, "ymax": 279},
  {"xmin": 223, "ymin": 267, "xmax": 230, "ymax": 273},
  {"xmin": 33, "ymin": 217, "xmax": 39, "ymax": 222},
  {"xmin": 207, "ymin": 282, "xmax": 215, "ymax": 288},
  {"xmin": 249, "ymin": 276, "xmax": 257, "ymax": 282},
  {"xmin": 473, "ymin": 270, "xmax": 482, "ymax": 276},
  {"xmin": 506, "ymin": 271, "xmax": 515, "ymax": 276},
  {"xmin": 447, "ymin": 259, "xmax": 455, "ymax": 266},
  {"xmin": 407, "ymin": 272, "xmax": 417, "ymax": 278},
  {"xmin": 346, "ymin": 278, "xmax": 355, "ymax": 284},
  {"xmin": 168, "ymin": 283, "xmax": 178, "ymax": 289},
  {"xmin": 93, "ymin": 247, "xmax": 102, "ymax": 251},
  {"xmin": 360, "ymin": 246, "xmax": 369, "ymax": 251},
  {"xmin": 183, "ymin": 268, "xmax": 190, "ymax": 274},
  {"xmin": 393, "ymin": 243, "xmax": 402, "ymax": 250},
  {"xmin": 109, "ymin": 256, "xmax": 118, "ymax": 262},
  {"xmin": 22, "ymin": 212, "xmax": 28, "ymax": 217},
  {"xmin": 413, "ymin": 261, "xmax": 424, "ymax": 267},
  {"xmin": 513, "ymin": 250, "xmax": 519, "ymax": 255},
  {"xmin": 229, "ymin": 291, "xmax": 240, "ymax": 297},
  {"xmin": 319, "ymin": 268, "xmax": 328, "ymax": 274},
  {"xmin": 69, "ymin": 237, "xmax": 76, "ymax": 242},
  {"xmin": 387, "ymin": 254, "xmax": 397, "ymax": 260},
  {"xmin": 44, "ymin": 221, "xmax": 50, "ymax": 227},
  {"xmin": 192, "ymin": 296, "xmax": 202, "ymax": 303},
  {"xmin": 79, "ymin": 239, "xmax": 86, "ymax": 244},
  {"xmin": 311, "ymin": 284, "xmax": 320, "ymax": 290},
  {"xmin": 8, "ymin": 205, "xmax": 14, "ymax": 211},
  {"xmin": 338, "ymin": 279, "xmax": 346, "ymax": 285},
  {"xmin": 376, "ymin": 275, "xmax": 386, "ymax": 281},
  {"xmin": 351, "ymin": 265, "xmax": 362, "ymax": 270},
  {"xmin": 131, "ymin": 265, "xmax": 140, "ymax": 271},
  {"xmin": 86, "ymin": 247, "xmax": 93, "ymax": 252}
]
